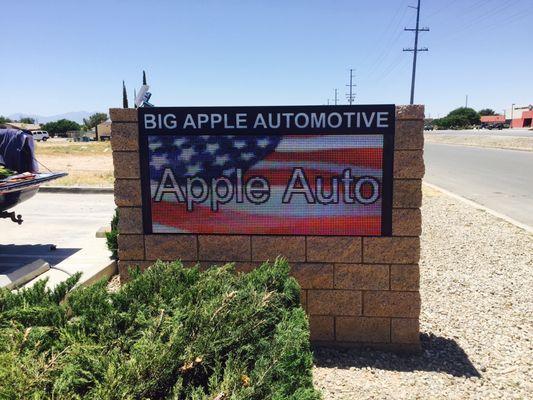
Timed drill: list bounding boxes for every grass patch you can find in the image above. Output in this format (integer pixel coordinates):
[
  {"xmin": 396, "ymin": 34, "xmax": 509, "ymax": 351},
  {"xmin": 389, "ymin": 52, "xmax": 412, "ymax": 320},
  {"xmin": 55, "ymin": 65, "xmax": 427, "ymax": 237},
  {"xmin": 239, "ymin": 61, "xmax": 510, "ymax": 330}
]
[
  {"xmin": 0, "ymin": 260, "xmax": 320, "ymax": 399},
  {"xmin": 35, "ymin": 141, "xmax": 112, "ymax": 156},
  {"xmin": 34, "ymin": 140, "xmax": 114, "ymax": 187}
]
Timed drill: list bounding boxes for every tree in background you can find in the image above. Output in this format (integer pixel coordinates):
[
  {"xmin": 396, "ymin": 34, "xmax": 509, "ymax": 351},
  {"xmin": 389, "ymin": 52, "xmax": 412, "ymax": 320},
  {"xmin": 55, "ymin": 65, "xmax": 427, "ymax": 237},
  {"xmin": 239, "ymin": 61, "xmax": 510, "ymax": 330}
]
[
  {"xmin": 42, "ymin": 119, "xmax": 81, "ymax": 136},
  {"xmin": 0, "ymin": 116, "xmax": 12, "ymax": 125},
  {"xmin": 19, "ymin": 117, "xmax": 36, "ymax": 124},
  {"xmin": 433, "ymin": 107, "xmax": 480, "ymax": 129},
  {"xmin": 82, "ymin": 113, "xmax": 108, "ymax": 131},
  {"xmin": 479, "ymin": 108, "xmax": 496, "ymax": 116}
]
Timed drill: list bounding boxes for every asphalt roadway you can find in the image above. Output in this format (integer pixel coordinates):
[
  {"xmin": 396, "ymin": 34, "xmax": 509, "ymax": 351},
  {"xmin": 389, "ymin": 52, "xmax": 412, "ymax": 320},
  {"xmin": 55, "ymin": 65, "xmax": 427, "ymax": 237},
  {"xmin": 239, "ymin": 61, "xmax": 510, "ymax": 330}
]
[
  {"xmin": 0, "ymin": 193, "xmax": 115, "ymax": 270},
  {"xmin": 424, "ymin": 143, "xmax": 533, "ymax": 228}
]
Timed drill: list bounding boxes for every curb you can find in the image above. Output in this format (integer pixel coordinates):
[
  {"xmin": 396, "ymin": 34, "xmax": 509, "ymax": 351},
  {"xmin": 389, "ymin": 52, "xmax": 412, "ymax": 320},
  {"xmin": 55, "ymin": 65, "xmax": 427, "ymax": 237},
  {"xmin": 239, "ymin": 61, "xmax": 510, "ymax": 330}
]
[
  {"xmin": 424, "ymin": 141, "xmax": 533, "ymax": 153},
  {"xmin": 40, "ymin": 186, "xmax": 114, "ymax": 194},
  {"xmin": 423, "ymin": 181, "xmax": 533, "ymax": 235}
]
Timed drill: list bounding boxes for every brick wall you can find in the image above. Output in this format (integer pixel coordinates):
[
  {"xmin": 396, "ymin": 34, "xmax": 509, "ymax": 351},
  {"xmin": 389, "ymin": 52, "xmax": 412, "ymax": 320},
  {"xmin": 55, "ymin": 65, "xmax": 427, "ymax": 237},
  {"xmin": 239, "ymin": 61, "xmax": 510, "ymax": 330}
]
[{"xmin": 110, "ymin": 104, "xmax": 424, "ymax": 352}]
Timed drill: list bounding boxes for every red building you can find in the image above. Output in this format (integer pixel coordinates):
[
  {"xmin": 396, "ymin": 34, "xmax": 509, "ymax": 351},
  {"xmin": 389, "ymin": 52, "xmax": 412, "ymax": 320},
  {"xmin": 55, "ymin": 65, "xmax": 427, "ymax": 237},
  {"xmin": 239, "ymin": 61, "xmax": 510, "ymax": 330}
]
[
  {"xmin": 511, "ymin": 108, "xmax": 533, "ymax": 128},
  {"xmin": 480, "ymin": 115, "xmax": 505, "ymax": 124}
]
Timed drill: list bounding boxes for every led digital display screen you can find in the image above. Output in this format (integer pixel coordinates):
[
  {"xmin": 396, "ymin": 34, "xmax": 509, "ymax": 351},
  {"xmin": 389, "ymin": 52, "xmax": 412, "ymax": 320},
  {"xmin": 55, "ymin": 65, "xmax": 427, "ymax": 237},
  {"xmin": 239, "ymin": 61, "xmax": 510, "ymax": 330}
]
[{"xmin": 139, "ymin": 105, "xmax": 394, "ymax": 236}]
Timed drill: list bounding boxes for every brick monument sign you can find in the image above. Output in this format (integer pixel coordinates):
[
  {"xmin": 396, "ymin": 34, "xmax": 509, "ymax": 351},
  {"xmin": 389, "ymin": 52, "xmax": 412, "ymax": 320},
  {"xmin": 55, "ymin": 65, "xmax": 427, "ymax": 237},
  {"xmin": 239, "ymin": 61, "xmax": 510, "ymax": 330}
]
[{"xmin": 110, "ymin": 104, "xmax": 424, "ymax": 352}]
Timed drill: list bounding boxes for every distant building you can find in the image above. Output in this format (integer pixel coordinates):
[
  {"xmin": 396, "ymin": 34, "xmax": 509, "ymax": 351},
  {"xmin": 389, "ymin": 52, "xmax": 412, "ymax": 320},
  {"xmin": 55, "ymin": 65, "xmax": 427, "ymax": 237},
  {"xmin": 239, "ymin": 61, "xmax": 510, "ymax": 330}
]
[
  {"xmin": 480, "ymin": 115, "xmax": 505, "ymax": 124},
  {"xmin": 504, "ymin": 104, "xmax": 533, "ymax": 129},
  {"xmin": 3, "ymin": 122, "xmax": 41, "ymax": 131},
  {"xmin": 66, "ymin": 130, "xmax": 95, "ymax": 141},
  {"xmin": 96, "ymin": 120, "xmax": 111, "ymax": 140}
]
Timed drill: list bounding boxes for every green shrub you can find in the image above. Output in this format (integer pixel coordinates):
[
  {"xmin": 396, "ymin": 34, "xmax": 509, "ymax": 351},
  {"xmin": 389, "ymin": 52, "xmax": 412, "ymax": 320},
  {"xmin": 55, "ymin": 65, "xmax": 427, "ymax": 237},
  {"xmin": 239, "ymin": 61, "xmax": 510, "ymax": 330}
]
[
  {"xmin": 105, "ymin": 208, "xmax": 119, "ymax": 259},
  {"xmin": 0, "ymin": 259, "xmax": 320, "ymax": 399}
]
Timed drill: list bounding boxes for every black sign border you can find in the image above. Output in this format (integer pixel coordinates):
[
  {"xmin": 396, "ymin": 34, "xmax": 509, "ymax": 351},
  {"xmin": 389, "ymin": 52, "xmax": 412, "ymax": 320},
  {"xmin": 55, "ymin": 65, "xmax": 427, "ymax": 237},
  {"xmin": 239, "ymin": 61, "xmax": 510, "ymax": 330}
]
[{"xmin": 138, "ymin": 105, "xmax": 395, "ymax": 237}]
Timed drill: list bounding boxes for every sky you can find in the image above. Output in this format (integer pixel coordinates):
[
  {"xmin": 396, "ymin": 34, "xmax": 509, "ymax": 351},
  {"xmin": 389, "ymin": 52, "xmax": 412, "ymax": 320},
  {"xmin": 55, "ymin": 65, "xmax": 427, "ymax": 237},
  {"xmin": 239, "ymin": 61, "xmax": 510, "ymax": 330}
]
[{"xmin": 2, "ymin": 0, "xmax": 532, "ymax": 119}]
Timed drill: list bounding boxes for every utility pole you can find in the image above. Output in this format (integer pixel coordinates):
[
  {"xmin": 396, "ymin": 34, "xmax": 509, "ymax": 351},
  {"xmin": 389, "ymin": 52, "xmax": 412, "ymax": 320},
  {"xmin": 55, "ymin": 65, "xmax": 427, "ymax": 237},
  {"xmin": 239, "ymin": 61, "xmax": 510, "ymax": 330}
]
[
  {"xmin": 346, "ymin": 69, "xmax": 356, "ymax": 105},
  {"xmin": 465, "ymin": 94, "xmax": 468, "ymax": 108},
  {"xmin": 511, "ymin": 103, "xmax": 515, "ymax": 128},
  {"xmin": 403, "ymin": 0, "xmax": 429, "ymax": 104},
  {"xmin": 333, "ymin": 89, "xmax": 339, "ymax": 105}
]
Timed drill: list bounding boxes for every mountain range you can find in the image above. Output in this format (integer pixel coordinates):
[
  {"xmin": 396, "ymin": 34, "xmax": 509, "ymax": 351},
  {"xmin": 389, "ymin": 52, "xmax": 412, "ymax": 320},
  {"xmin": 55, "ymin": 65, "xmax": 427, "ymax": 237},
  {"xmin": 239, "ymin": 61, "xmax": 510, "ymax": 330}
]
[{"xmin": 7, "ymin": 111, "xmax": 103, "ymax": 124}]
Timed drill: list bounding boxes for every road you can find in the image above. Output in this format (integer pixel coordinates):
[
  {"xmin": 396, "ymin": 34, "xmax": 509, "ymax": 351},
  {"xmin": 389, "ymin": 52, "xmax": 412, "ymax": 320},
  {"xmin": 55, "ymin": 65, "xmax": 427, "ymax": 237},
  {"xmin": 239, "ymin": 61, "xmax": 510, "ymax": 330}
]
[
  {"xmin": 0, "ymin": 193, "xmax": 115, "ymax": 269},
  {"xmin": 424, "ymin": 143, "xmax": 533, "ymax": 228}
]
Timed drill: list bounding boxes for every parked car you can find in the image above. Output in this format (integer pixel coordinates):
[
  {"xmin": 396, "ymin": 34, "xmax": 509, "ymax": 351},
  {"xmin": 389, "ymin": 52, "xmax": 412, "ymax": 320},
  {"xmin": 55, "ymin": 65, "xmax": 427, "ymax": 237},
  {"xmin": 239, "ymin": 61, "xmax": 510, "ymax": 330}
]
[{"xmin": 30, "ymin": 130, "xmax": 50, "ymax": 141}]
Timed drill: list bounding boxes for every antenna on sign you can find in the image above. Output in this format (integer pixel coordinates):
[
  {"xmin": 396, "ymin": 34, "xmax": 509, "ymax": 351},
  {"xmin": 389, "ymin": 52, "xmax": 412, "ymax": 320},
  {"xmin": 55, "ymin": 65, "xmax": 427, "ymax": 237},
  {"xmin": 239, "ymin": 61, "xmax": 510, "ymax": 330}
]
[{"xmin": 122, "ymin": 81, "xmax": 129, "ymax": 108}]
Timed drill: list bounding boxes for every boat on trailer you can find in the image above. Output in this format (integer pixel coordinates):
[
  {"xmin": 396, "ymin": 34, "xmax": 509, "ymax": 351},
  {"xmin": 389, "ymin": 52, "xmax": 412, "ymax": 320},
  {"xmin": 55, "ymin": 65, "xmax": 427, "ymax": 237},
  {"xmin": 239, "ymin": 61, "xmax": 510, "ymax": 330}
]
[{"xmin": 1, "ymin": 129, "xmax": 67, "ymax": 224}]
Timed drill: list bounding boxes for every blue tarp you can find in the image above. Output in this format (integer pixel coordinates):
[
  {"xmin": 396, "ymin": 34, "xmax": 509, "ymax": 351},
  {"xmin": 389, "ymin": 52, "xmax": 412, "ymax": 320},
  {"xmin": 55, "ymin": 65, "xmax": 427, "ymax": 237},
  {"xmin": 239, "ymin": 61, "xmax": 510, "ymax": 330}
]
[{"xmin": 0, "ymin": 129, "xmax": 39, "ymax": 173}]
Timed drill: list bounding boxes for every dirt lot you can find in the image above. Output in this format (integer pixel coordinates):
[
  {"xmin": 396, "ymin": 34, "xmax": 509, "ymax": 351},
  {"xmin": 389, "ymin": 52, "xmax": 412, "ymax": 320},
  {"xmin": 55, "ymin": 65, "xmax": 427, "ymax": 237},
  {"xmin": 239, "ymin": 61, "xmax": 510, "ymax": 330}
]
[
  {"xmin": 425, "ymin": 133, "xmax": 533, "ymax": 151},
  {"xmin": 35, "ymin": 140, "xmax": 113, "ymax": 187},
  {"xmin": 313, "ymin": 186, "xmax": 532, "ymax": 399}
]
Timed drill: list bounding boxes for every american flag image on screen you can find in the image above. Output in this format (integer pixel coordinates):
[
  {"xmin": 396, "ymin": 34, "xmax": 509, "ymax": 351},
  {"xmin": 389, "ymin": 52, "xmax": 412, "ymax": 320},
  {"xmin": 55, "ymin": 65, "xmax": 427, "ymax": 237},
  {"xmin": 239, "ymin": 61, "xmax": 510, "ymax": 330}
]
[{"xmin": 148, "ymin": 133, "xmax": 384, "ymax": 235}]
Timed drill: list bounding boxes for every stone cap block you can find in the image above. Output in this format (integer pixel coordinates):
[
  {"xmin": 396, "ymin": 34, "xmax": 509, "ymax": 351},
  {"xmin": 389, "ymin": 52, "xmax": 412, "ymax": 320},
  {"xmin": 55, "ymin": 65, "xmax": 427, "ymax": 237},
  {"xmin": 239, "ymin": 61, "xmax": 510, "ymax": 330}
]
[
  {"xmin": 396, "ymin": 105, "xmax": 425, "ymax": 120},
  {"xmin": 110, "ymin": 108, "xmax": 138, "ymax": 122}
]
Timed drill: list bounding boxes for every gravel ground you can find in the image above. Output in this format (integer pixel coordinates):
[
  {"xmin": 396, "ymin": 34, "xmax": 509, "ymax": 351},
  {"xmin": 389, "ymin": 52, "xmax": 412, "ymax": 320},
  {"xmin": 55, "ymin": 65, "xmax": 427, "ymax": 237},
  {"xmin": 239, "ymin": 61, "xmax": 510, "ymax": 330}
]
[
  {"xmin": 425, "ymin": 133, "xmax": 533, "ymax": 151},
  {"xmin": 313, "ymin": 186, "xmax": 533, "ymax": 399}
]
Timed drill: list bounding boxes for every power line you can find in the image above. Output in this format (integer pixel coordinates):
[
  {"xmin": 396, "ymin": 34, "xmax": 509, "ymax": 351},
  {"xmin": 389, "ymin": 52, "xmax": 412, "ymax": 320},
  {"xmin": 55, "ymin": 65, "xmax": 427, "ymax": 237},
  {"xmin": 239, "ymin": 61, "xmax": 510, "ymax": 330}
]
[
  {"xmin": 375, "ymin": 54, "xmax": 410, "ymax": 83},
  {"xmin": 425, "ymin": 0, "xmax": 461, "ymax": 18},
  {"xmin": 367, "ymin": 5, "xmax": 410, "ymax": 77},
  {"xmin": 403, "ymin": 0, "xmax": 429, "ymax": 104},
  {"xmin": 433, "ymin": 0, "xmax": 519, "ymax": 45},
  {"xmin": 346, "ymin": 69, "xmax": 356, "ymax": 105}
]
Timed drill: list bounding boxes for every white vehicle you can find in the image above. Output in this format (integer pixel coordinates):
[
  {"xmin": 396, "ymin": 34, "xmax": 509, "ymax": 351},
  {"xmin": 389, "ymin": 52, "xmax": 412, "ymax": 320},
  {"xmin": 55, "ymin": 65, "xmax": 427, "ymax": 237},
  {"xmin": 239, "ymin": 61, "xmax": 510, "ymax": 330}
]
[{"xmin": 31, "ymin": 130, "xmax": 50, "ymax": 142}]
